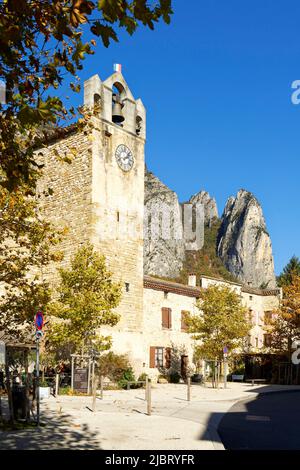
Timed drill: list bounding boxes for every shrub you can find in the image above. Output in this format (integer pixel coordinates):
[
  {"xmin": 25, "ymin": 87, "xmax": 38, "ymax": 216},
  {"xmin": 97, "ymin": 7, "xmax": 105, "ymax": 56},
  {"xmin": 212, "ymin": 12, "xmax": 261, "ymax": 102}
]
[
  {"xmin": 117, "ymin": 367, "xmax": 136, "ymax": 389},
  {"xmin": 231, "ymin": 366, "xmax": 245, "ymax": 375},
  {"xmin": 169, "ymin": 372, "xmax": 181, "ymax": 383},
  {"xmin": 137, "ymin": 373, "xmax": 148, "ymax": 388},
  {"xmin": 98, "ymin": 352, "xmax": 132, "ymax": 383}
]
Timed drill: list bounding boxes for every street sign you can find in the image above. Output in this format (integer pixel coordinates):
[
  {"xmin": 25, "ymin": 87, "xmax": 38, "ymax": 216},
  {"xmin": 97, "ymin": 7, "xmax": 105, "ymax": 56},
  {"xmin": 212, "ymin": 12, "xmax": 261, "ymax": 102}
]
[
  {"xmin": 223, "ymin": 346, "xmax": 229, "ymax": 354},
  {"xmin": 35, "ymin": 311, "xmax": 44, "ymax": 330},
  {"xmin": 35, "ymin": 330, "xmax": 44, "ymax": 340},
  {"xmin": 0, "ymin": 341, "xmax": 5, "ymax": 365}
]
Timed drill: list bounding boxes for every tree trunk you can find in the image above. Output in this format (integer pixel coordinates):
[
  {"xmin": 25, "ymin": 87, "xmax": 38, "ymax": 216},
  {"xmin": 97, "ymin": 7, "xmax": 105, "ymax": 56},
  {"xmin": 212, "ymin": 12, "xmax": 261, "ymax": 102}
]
[
  {"xmin": 5, "ymin": 363, "xmax": 14, "ymax": 424},
  {"xmin": 24, "ymin": 351, "xmax": 30, "ymax": 423}
]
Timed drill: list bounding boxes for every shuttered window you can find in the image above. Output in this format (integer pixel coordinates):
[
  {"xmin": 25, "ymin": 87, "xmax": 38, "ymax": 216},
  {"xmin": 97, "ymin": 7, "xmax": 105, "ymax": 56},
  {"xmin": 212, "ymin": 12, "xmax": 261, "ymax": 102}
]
[
  {"xmin": 165, "ymin": 347, "xmax": 171, "ymax": 369},
  {"xmin": 149, "ymin": 346, "xmax": 156, "ymax": 368},
  {"xmin": 150, "ymin": 347, "xmax": 167, "ymax": 368},
  {"xmin": 162, "ymin": 308, "xmax": 172, "ymax": 329},
  {"xmin": 181, "ymin": 310, "xmax": 189, "ymax": 332}
]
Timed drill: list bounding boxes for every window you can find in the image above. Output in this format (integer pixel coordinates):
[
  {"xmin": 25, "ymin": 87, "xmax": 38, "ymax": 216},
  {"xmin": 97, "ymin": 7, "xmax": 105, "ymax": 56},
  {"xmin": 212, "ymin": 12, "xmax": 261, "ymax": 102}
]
[
  {"xmin": 248, "ymin": 309, "xmax": 253, "ymax": 324},
  {"xmin": 149, "ymin": 347, "xmax": 170, "ymax": 368},
  {"xmin": 264, "ymin": 334, "xmax": 272, "ymax": 347},
  {"xmin": 249, "ymin": 295, "xmax": 253, "ymax": 301},
  {"xmin": 255, "ymin": 337, "xmax": 259, "ymax": 348},
  {"xmin": 165, "ymin": 347, "xmax": 171, "ymax": 369},
  {"xmin": 181, "ymin": 310, "xmax": 190, "ymax": 332},
  {"xmin": 264, "ymin": 311, "xmax": 272, "ymax": 325},
  {"xmin": 125, "ymin": 282, "xmax": 130, "ymax": 292},
  {"xmin": 162, "ymin": 307, "xmax": 172, "ymax": 329},
  {"xmin": 117, "ymin": 211, "xmax": 120, "ymax": 222},
  {"xmin": 164, "ymin": 291, "xmax": 168, "ymax": 299},
  {"xmin": 155, "ymin": 348, "xmax": 164, "ymax": 368}
]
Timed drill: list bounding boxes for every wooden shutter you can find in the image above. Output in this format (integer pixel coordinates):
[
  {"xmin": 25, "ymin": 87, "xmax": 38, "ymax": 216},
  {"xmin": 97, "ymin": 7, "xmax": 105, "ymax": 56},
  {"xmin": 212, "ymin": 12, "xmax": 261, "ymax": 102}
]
[
  {"xmin": 165, "ymin": 347, "xmax": 171, "ymax": 369},
  {"xmin": 150, "ymin": 347, "xmax": 156, "ymax": 368},
  {"xmin": 162, "ymin": 308, "xmax": 169, "ymax": 328},
  {"xmin": 168, "ymin": 309, "xmax": 172, "ymax": 329}
]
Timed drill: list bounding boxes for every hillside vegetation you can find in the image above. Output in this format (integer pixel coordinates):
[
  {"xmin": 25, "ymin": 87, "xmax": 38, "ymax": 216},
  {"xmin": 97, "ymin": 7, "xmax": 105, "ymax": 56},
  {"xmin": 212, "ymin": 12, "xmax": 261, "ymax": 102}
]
[{"xmin": 177, "ymin": 220, "xmax": 239, "ymax": 285}]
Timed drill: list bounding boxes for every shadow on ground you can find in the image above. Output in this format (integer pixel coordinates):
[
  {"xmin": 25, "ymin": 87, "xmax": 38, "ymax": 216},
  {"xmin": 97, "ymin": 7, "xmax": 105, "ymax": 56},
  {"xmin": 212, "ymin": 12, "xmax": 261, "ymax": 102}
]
[
  {"xmin": 202, "ymin": 390, "xmax": 300, "ymax": 450},
  {"xmin": 0, "ymin": 408, "xmax": 101, "ymax": 450}
]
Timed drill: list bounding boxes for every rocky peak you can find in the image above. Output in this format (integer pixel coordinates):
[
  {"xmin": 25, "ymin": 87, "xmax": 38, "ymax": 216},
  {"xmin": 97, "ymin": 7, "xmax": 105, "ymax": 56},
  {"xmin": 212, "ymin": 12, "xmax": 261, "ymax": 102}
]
[
  {"xmin": 217, "ymin": 189, "xmax": 276, "ymax": 288},
  {"xmin": 189, "ymin": 190, "xmax": 218, "ymax": 226},
  {"xmin": 144, "ymin": 170, "xmax": 185, "ymax": 278}
]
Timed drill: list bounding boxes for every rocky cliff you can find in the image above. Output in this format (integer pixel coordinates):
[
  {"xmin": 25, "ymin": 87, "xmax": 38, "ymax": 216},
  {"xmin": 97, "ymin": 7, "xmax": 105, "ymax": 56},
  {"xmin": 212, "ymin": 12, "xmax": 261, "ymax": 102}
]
[
  {"xmin": 144, "ymin": 171, "xmax": 277, "ymax": 289},
  {"xmin": 217, "ymin": 189, "xmax": 276, "ymax": 288},
  {"xmin": 144, "ymin": 170, "xmax": 185, "ymax": 278},
  {"xmin": 189, "ymin": 190, "xmax": 218, "ymax": 226}
]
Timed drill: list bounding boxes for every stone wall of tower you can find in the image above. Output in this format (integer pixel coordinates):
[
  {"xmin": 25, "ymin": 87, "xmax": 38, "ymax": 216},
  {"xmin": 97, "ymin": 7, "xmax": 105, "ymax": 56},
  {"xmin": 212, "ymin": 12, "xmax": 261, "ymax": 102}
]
[
  {"xmin": 90, "ymin": 116, "xmax": 145, "ymax": 332},
  {"xmin": 36, "ymin": 129, "xmax": 93, "ymax": 285}
]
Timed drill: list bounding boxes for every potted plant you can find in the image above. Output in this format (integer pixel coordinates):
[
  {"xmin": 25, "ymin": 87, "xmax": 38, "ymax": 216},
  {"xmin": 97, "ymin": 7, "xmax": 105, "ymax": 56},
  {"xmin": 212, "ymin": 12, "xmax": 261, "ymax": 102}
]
[{"xmin": 39, "ymin": 379, "xmax": 51, "ymax": 399}]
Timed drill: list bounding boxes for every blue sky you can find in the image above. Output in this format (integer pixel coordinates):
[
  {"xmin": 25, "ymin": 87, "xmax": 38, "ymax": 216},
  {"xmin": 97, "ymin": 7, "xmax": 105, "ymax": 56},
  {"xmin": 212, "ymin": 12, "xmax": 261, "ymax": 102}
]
[{"xmin": 60, "ymin": 0, "xmax": 300, "ymax": 275}]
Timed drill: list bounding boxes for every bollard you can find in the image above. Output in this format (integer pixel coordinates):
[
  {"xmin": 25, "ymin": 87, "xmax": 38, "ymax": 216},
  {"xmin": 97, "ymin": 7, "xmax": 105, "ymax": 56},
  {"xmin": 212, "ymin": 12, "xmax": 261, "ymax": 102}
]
[
  {"xmin": 187, "ymin": 377, "xmax": 191, "ymax": 401},
  {"xmin": 147, "ymin": 379, "xmax": 151, "ymax": 416},
  {"xmin": 145, "ymin": 376, "xmax": 148, "ymax": 401},
  {"xmin": 55, "ymin": 374, "xmax": 59, "ymax": 397},
  {"xmin": 92, "ymin": 377, "xmax": 98, "ymax": 412}
]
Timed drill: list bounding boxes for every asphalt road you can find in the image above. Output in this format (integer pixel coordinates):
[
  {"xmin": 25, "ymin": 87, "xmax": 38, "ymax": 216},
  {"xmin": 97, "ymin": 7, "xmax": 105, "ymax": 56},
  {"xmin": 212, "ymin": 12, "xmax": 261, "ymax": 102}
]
[{"xmin": 218, "ymin": 391, "xmax": 300, "ymax": 450}]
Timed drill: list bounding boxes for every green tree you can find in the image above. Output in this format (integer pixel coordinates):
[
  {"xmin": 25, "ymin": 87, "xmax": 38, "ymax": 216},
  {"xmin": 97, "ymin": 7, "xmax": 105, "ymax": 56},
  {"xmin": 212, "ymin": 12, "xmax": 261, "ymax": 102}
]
[
  {"xmin": 46, "ymin": 243, "xmax": 122, "ymax": 358},
  {"xmin": 186, "ymin": 284, "xmax": 251, "ymax": 364},
  {"xmin": 268, "ymin": 274, "xmax": 300, "ymax": 358},
  {"xmin": 277, "ymin": 256, "xmax": 300, "ymax": 287},
  {"xmin": 0, "ymin": 0, "xmax": 173, "ymax": 190},
  {"xmin": 0, "ymin": 185, "xmax": 63, "ymax": 340}
]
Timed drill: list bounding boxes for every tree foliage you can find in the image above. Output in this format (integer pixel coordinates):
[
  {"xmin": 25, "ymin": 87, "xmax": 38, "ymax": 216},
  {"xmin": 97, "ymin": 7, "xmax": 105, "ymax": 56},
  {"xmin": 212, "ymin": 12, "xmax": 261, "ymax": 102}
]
[
  {"xmin": 277, "ymin": 256, "xmax": 300, "ymax": 287},
  {"xmin": 0, "ymin": 0, "xmax": 173, "ymax": 189},
  {"xmin": 0, "ymin": 185, "xmax": 64, "ymax": 339},
  {"xmin": 186, "ymin": 285, "xmax": 251, "ymax": 361},
  {"xmin": 268, "ymin": 274, "xmax": 300, "ymax": 356},
  {"xmin": 46, "ymin": 243, "xmax": 122, "ymax": 357}
]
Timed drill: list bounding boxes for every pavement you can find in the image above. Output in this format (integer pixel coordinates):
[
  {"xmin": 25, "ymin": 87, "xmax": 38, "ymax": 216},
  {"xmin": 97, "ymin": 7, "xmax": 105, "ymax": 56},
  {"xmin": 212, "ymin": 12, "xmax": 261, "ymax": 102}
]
[{"xmin": 1, "ymin": 382, "xmax": 300, "ymax": 450}]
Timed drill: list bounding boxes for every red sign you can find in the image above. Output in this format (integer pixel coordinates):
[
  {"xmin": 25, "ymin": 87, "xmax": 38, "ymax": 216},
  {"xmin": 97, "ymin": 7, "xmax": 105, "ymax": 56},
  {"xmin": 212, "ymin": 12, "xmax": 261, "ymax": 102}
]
[{"xmin": 35, "ymin": 311, "xmax": 44, "ymax": 330}]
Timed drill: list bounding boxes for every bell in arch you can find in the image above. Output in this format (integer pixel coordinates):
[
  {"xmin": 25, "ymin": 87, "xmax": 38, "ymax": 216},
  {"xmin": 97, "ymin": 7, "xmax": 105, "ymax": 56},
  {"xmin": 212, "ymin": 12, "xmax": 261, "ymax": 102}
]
[{"xmin": 112, "ymin": 93, "xmax": 125, "ymax": 124}]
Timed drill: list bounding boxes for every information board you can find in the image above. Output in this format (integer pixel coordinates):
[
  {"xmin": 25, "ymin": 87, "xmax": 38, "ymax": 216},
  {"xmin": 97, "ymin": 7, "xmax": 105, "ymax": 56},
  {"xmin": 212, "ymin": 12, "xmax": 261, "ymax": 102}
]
[{"xmin": 74, "ymin": 367, "xmax": 88, "ymax": 393}]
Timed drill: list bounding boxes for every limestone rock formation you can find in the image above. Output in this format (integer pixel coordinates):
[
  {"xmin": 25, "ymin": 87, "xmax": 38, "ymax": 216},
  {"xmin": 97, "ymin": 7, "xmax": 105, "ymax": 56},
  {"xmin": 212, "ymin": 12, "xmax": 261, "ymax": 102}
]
[
  {"xmin": 144, "ymin": 170, "xmax": 185, "ymax": 278},
  {"xmin": 189, "ymin": 190, "xmax": 219, "ymax": 226},
  {"xmin": 217, "ymin": 189, "xmax": 276, "ymax": 288}
]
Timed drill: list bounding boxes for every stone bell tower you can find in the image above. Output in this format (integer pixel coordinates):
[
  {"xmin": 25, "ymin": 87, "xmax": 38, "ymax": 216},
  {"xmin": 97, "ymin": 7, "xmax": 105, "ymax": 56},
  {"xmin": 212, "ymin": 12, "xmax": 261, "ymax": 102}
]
[
  {"xmin": 37, "ymin": 69, "xmax": 146, "ymax": 371},
  {"xmin": 83, "ymin": 70, "xmax": 146, "ymax": 336}
]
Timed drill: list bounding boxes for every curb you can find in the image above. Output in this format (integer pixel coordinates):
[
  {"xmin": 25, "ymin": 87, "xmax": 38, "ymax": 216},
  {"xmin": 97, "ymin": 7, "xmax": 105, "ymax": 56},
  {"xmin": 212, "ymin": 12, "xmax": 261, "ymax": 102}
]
[{"xmin": 208, "ymin": 426, "xmax": 225, "ymax": 450}]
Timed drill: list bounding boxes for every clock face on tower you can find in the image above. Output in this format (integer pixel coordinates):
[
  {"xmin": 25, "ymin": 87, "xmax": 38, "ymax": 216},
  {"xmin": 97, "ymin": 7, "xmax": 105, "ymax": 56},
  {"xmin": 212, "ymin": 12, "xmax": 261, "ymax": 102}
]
[{"xmin": 115, "ymin": 144, "xmax": 134, "ymax": 172}]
